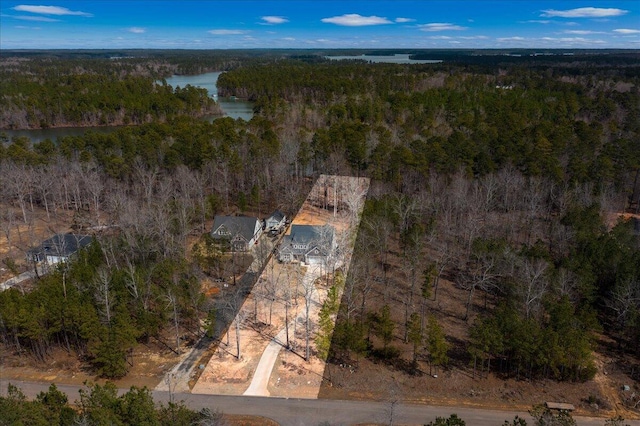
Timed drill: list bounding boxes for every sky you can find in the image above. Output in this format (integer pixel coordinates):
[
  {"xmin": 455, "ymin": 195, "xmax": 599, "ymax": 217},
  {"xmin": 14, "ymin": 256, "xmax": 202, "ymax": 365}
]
[{"xmin": 1, "ymin": 1, "xmax": 639, "ymax": 50}]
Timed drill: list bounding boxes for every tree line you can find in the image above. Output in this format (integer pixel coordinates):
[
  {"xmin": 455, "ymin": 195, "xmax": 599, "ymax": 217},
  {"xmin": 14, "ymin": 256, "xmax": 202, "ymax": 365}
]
[
  {"xmin": 218, "ymin": 56, "xmax": 639, "ymax": 193},
  {"xmin": 0, "ymin": 57, "xmax": 220, "ymax": 129},
  {"xmin": 0, "ymin": 382, "xmax": 226, "ymax": 425}
]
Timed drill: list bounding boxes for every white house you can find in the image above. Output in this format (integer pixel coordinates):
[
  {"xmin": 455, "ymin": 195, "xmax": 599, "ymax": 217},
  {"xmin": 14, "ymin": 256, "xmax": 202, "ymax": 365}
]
[
  {"xmin": 28, "ymin": 233, "xmax": 93, "ymax": 265},
  {"xmin": 278, "ymin": 224, "xmax": 335, "ymax": 265},
  {"xmin": 211, "ymin": 215, "xmax": 263, "ymax": 251}
]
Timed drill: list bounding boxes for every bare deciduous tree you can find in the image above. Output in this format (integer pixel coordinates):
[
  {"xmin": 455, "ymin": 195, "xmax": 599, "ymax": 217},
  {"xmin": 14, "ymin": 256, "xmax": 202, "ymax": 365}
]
[
  {"xmin": 94, "ymin": 268, "xmax": 113, "ymax": 325},
  {"xmin": 166, "ymin": 289, "xmax": 181, "ymax": 354},
  {"xmin": 83, "ymin": 164, "xmax": 104, "ymax": 226},
  {"xmin": 301, "ymin": 269, "xmax": 316, "ymax": 361},
  {"xmin": 513, "ymin": 256, "xmax": 549, "ymax": 320}
]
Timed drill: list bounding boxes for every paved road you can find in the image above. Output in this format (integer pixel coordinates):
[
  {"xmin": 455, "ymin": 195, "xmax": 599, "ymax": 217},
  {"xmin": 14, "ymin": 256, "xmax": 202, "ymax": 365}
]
[{"xmin": 5, "ymin": 380, "xmax": 634, "ymax": 426}]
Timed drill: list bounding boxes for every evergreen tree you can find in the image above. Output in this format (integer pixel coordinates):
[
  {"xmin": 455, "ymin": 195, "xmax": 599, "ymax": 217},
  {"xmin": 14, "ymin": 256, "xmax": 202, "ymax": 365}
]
[
  {"xmin": 407, "ymin": 312, "xmax": 423, "ymax": 373},
  {"xmin": 426, "ymin": 315, "xmax": 449, "ymax": 375},
  {"xmin": 425, "ymin": 414, "xmax": 466, "ymax": 426}
]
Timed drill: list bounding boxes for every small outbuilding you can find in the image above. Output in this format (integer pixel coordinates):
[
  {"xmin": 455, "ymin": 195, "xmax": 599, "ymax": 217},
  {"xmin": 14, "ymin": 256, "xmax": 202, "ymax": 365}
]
[
  {"xmin": 265, "ymin": 210, "xmax": 287, "ymax": 234},
  {"xmin": 28, "ymin": 233, "xmax": 93, "ymax": 265}
]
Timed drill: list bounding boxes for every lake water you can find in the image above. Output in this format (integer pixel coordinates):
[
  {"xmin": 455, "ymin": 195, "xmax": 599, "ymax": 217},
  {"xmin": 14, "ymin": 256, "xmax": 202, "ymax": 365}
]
[
  {"xmin": 163, "ymin": 72, "xmax": 255, "ymax": 122},
  {"xmin": 2, "ymin": 71, "xmax": 254, "ymax": 144},
  {"xmin": 325, "ymin": 53, "xmax": 442, "ymax": 64}
]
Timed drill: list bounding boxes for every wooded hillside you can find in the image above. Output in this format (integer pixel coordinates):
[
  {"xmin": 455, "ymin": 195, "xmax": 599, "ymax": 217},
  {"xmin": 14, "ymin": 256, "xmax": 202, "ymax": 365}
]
[{"xmin": 0, "ymin": 51, "xmax": 638, "ymax": 397}]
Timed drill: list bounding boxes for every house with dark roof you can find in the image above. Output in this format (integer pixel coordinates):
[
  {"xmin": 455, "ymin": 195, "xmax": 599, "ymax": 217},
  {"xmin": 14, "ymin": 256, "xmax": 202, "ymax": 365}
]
[
  {"xmin": 265, "ymin": 210, "xmax": 287, "ymax": 234},
  {"xmin": 278, "ymin": 224, "xmax": 335, "ymax": 265},
  {"xmin": 28, "ymin": 233, "xmax": 93, "ymax": 265},
  {"xmin": 211, "ymin": 215, "xmax": 263, "ymax": 251}
]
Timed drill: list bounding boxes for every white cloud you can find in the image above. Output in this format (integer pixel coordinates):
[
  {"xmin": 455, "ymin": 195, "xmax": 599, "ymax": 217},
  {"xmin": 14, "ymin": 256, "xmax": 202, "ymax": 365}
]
[
  {"xmin": 15, "ymin": 25, "xmax": 41, "ymax": 30},
  {"xmin": 497, "ymin": 36, "xmax": 526, "ymax": 42},
  {"xmin": 128, "ymin": 27, "xmax": 145, "ymax": 34},
  {"xmin": 541, "ymin": 36, "xmax": 605, "ymax": 44},
  {"xmin": 613, "ymin": 28, "xmax": 640, "ymax": 34},
  {"xmin": 525, "ymin": 20, "xmax": 551, "ymax": 24},
  {"xmin": 429, "ymin": 36, "xmax": 452, "ymax": 40},
  {"xmin": 261, "ymin": 16, "xmax": 288, "ymax": 24},
  {"xmin": 541, "ymin": 7, "xmax": 628, "ymax": 18},
  {"xmin": 564, "ymin": 30, "xmax": 604, "ymax": 35},
  {"xmin": 419, "ymin": 23, "xmax": 467, "ymax": 32},
  {"xmin": 321, "ymin": 14, "xmax": 392, "ymax": 26},
  {"xmin": 395, "ymin": 17, "xmax": 414, "ymax": 23},
  {"xmin": 12, "ymin": 5, "xmax": 92, "ymax": 17},
  {"xmin": 282, "ymin": 37, "xmax": 296, "ymax": 41},
  {"xmin": 208, "ymin": 29, "xmax": 246, "ymax": 35},
  {"xmin": 14, "ymin": 15, "xmax": 59, "ymax": 22}
]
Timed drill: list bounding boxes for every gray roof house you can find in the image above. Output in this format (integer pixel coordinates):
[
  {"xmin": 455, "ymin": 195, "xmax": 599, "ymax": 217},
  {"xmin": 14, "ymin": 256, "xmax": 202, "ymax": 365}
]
[
  {"xmin": 265, "ymin": 210, "xmax": 287, "ymax": 233},
  {"xmin": 278, "ymin": 224, "xmax": 335, "ymax": 265},
  {"xmin": 211, "ymin": 215, "xmax": 263, "ymax": 251},
  {"xmin": 28, "ymin": 233, "xmax": 93, "ymax": 265}
]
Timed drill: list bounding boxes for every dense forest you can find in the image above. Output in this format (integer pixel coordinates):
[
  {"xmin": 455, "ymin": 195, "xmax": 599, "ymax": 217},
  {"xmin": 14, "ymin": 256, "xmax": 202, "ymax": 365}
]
[
  {"xmin": 0, "ymin": 50, "xmax": 639, "ymax": 392},
  {"xmin": 0, "ymin": 57, "xmax": 220, "ymax": 129}
]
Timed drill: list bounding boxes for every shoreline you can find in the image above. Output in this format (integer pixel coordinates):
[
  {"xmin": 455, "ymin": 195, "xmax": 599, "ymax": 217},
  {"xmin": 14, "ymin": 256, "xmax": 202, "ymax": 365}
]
[{"xmin": 0, "ymin": 110, "xmax": 224, "ymax": 133}]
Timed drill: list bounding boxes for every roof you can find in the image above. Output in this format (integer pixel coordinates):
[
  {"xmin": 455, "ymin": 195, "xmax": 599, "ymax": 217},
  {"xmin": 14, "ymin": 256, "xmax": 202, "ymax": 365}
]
[
  {"xmin": 267, "ymin": 210, "xmax": 286, "ymax": 222},
  {"xmin": 288, "ymin": 224, "xmax": 333, "ymax": 244},
  {"xmin": 211, "ymin": 216, "xmax": 260, "ymax": 242},
  {"xmin": 281, "ymin": 224, "xmax": 334, "ymax": 255},
  {"xmin": 31, "ymin": 233, "xmax": 93, "ymax": 257}
]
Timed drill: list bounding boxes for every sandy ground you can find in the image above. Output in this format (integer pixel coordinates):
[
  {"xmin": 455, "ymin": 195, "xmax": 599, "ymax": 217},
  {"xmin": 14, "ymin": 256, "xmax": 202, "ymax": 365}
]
[{"xmin": 191, "ymin": 175, "xmax": 370, "ymax": 398}]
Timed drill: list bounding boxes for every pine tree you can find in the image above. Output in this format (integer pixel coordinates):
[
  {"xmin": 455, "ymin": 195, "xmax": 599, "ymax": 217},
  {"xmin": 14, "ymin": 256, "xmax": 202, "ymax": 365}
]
[
  {"xmin": 377, "ymin": 304, "xmax": 395, "ymax": 350},
  {"xmin": 407, "ymin": 312, "xmax": 423, "ymax": 373},
  {"xmin": 426, "ymin": 315, "xmax": 449, "ymax": 375}
]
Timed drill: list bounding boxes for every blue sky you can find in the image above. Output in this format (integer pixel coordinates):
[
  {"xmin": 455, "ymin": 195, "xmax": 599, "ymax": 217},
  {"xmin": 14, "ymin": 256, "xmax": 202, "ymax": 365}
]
[{"xmin": 1, "ymin": 1, "xmax": 639, "ymax": 49}]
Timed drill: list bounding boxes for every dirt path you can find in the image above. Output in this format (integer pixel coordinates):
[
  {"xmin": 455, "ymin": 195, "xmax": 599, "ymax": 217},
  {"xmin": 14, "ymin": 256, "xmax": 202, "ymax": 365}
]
[
  {"xmin": 0, "ymin": 270, "xmax": 36, "ymax": 291},
  {"xmin": 593, "ymin": 352, "xmax": 636, "ymax": 419}
]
